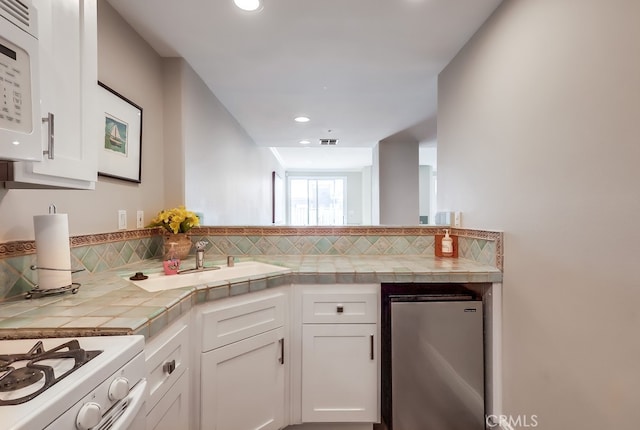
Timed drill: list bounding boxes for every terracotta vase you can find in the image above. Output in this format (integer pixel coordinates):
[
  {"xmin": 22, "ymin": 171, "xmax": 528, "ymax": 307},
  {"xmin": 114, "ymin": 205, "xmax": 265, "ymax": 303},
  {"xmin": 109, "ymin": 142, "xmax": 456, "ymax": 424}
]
[{"xmin": 163, "ymin": 233, "xmax": 192, "ymax": 260}]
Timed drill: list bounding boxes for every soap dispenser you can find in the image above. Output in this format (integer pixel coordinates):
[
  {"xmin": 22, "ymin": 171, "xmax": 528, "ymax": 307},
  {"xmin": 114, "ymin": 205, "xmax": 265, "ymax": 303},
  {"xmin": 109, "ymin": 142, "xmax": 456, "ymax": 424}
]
[
  {"xmin": 163, "ymin": 242, "xmax": 180, "ymax": 275},
  {"xmin": 441, "ymin": 229, "xmax": 454, "ymax": 257}
]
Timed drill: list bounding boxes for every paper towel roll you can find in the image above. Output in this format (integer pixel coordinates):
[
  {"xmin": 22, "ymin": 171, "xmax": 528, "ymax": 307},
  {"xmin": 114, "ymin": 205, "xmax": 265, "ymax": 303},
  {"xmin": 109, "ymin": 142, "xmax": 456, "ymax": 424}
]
[{"xmin": 33, "ymin": 214, "xmax": 72, "ymax": 290}]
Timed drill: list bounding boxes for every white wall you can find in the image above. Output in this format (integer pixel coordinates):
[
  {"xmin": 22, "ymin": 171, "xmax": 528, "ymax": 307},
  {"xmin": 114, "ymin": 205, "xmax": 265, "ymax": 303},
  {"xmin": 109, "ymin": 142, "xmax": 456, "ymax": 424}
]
[
  {"xmin": 438, "ymin": 0, "xmax": 640, "ymax": 428},
  {"xmin": 175, "ymin": 60, "xmax": 283, "ymax": 225},
  {"xmin": 0, "ymin": 1, "xmax": 165, "ymax": 241}
]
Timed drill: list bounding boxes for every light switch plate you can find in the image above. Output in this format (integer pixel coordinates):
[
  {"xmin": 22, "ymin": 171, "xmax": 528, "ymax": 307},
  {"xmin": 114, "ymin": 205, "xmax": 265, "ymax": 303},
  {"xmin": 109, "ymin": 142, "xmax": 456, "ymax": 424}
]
[
  {"xmin": 118, "ymin": 210, "xmax": 127, "ymax": 230},
  {"xmin": 454, "ymin": 211, "xmax": 462, "ymax": 227},
  {"xmin": 136, "ymin": 211, "xmax": 144, "ymax": 228}
]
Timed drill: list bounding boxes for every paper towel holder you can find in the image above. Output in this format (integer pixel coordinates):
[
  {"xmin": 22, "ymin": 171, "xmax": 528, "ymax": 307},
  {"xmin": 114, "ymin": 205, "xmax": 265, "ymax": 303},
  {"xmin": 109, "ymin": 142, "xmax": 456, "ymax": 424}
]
[
  {"xmin": 26, "ymin": 265, "xmax": 85, "ymax": 299},
  {"xmin": 25, "ymin": 283, "xmax": 81, "ymax": 299}
]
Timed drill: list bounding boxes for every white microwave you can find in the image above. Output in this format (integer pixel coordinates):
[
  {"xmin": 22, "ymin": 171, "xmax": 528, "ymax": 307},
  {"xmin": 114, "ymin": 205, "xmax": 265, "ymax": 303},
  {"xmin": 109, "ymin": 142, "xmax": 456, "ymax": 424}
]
[{"xmin": 0, "ymin": 0, "xmax": 41, "ymax": 161}]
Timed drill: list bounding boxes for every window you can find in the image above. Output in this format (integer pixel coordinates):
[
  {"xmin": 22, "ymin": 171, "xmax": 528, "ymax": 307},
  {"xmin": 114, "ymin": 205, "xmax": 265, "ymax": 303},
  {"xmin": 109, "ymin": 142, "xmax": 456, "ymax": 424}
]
[{"xmin": 289, "ymin": 177, "xmax": 346, "ymax": 225}]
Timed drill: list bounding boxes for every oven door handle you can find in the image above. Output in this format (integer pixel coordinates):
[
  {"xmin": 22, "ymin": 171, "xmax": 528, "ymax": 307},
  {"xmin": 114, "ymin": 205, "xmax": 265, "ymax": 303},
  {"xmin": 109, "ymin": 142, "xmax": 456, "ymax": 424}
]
[{"xmin": 108, "ymin": 378, "xmax": 147, "ymax": 430}]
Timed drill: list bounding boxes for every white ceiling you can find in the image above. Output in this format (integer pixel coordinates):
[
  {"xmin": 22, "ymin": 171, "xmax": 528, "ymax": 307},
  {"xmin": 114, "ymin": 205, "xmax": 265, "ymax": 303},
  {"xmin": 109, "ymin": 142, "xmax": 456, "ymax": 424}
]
[{"xmin": 107, "ymin": 0, "xmax": 502, "ymax": 169}]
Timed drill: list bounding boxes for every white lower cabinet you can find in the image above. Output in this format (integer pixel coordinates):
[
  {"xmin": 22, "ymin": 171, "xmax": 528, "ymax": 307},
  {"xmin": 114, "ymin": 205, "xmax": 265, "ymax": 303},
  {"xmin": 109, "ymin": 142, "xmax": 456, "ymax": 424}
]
[
  {"xmin": 292, "ymin": 284, "xmax": 380, "ymax": 426},
  {"xmin": 146, "ymin": 371, "xmax": 190, "ymax": 430},
  {"xmin": 301, "ymin": 324, "xmax": 378, "ymax": 422},
  {"xmin": 192, "ymin": 284, "xmax": 380, "ymax": 429},
  {"xmin": 196, "ymin": 287, "xmax": 289, "ymax": 430},
  {"xmin": 201, "ymin": 326, "xmax": 286, "ymax": 430},
  {"xmin": 144, "ymin": 312, "xmax": 191, "ymax": 430}
]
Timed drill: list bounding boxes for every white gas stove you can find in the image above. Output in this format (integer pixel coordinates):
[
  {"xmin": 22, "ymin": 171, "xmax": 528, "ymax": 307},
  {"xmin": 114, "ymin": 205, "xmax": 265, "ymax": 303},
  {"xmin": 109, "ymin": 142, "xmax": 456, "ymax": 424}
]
[{"xmin": 0, "ymin": 335, "xmax": 146, "ymax": 430}]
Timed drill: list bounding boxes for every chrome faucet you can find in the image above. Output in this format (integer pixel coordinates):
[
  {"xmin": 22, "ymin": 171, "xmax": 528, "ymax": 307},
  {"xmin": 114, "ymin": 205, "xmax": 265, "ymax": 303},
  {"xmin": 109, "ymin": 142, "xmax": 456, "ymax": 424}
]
[
  {"xmin": 178, "ymin": 240, "xmax": 220, "ymax": 275},
  {"xmin": 195, "ymin": 241, "xmax": 208, "ymax": 270}
]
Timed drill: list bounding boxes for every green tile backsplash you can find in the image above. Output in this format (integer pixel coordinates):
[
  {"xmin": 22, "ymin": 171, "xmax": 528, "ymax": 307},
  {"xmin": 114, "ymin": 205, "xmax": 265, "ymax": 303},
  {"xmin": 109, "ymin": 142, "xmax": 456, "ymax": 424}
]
[{"xmin": 0, "ymin": 226, "xmax": 502, "ymax": 300}]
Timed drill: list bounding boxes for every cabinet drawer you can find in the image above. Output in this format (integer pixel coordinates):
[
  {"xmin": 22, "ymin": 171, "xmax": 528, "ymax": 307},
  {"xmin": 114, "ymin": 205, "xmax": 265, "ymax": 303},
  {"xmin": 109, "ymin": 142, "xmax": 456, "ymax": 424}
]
[
  {"xmin": 145, "ymin": 313, "xmax": 190, "ymax": 410},
  {"xmin": 200, "ymin": 289, "xmax": 287, "ymax": 352},
  {"xmin": 302, "ymin": 292, "xmax": 377, "ymax": 324}
]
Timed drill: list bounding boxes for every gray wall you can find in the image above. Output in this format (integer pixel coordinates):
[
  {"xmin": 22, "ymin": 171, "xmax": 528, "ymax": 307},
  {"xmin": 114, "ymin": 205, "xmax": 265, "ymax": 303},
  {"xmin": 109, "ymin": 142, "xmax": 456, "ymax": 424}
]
[
  {"xmin": 0, "ymin": 2, "xmax": 283, "ymax": 241},
  {"xmin": 0, "ymin": 1, "xmax": 165, "ymax": 241},
  {"xmin": 162, "ymin": 58, "xmax": 186, "ymax": 208},
  {"xmin": 418, "ymin": 165, "xmax": 433, "ymax": 223},
  {"xmin": 362, "ymin": 166, "xmax": 372, "ymax": 225},
  {"xmin": 378, "ymin": 139, "xmax": 419, "ymax": 225},
  {"xmin": 438, "ymin": 0, "xmax": 640, "ymax": 428},
  {"xmin": 167, "ymin": 59, "xmax": 283, "ymax": 225}
]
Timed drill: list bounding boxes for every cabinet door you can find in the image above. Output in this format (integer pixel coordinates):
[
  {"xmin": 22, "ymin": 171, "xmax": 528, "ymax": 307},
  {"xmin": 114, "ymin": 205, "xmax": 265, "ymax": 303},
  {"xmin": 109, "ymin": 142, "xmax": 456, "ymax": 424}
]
[
  {"xmin": 302, "ymin": 324, "xmax": 378, "ymax": 422},
  {"xmin": 201, "ymin": 327, "xmax": 286, "ymax": 430},
  {"xmin": 146, "ymin": 371, "xmax": 190, "ymax": 430},
  {"xmin": 12, "ymin": 0, "xmax": 98, "ymax": 188}
]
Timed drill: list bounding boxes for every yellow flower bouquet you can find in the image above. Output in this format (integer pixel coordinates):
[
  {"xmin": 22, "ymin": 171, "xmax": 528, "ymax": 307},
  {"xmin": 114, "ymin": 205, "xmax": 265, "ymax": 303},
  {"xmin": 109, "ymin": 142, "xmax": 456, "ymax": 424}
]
[{"xmin": 147, "ymin": 205, "xmax": 200, "ymax": 234}]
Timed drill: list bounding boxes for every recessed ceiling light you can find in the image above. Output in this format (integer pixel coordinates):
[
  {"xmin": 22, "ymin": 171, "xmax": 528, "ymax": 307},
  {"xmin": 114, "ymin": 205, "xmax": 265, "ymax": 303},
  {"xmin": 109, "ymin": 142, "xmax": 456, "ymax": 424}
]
[
  {"xmin": 299, "ymin": 140, "xmax": 311, "ymax": 145},
  {"xmin": 294, "ymin": 116, "xmax": 310, "ymax": 123},
  {"xmin": 12, "ymin": 140, "xmax": 20, "ymax": 145},
  {"xmin": 234, "ymin": 0, "xmax": 262, "ymax": 11}
]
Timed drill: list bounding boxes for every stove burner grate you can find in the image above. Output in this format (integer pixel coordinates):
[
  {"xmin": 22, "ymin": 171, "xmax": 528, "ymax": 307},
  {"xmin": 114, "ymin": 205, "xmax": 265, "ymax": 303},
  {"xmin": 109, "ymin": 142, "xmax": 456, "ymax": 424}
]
[
  {"xmin": 0, "ymin": 367, "xmax": 45, "ymax": 392},
  {"xmin": 0, "ymin": 340, "xmax": 102, "ymax": 405}
]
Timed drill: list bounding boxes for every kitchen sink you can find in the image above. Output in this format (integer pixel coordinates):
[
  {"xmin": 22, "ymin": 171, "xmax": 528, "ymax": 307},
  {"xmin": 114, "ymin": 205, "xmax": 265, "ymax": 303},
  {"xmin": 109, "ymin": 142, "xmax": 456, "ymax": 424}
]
[{"xmin": 127, "ymin": 261, "xmax": 290, "ymax": 292}]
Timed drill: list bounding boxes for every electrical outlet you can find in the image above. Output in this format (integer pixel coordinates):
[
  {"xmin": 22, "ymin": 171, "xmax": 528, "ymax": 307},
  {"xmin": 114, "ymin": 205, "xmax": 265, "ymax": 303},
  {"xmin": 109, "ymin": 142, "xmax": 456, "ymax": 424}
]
[
  {"xmin": 454, "ymin": 211, "xmax": 462, "ymax": 227},
  {"xmin": 118, "ymin": 210, "xmax": 127, "ymax": 230},
  {"xmin": 136, "ymin": 211, "xmax": 144, "ymax": 228}
]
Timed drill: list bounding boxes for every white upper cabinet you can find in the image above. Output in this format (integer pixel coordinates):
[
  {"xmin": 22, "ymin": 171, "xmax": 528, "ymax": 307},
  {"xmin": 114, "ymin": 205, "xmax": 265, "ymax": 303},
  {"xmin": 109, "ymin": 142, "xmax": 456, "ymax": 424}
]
[{"xmin": 8, "ymin": 0, "xmax": 98, "ymax": 189}]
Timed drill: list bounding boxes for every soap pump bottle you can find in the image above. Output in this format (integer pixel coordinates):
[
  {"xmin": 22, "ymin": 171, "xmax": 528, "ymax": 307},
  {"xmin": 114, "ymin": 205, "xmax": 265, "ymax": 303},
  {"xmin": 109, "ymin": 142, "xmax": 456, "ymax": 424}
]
[
  {"xmin": 442, "ymin": 229, "xmax": 454, "ymax": 257},
  {"xmin": 163, "ymin": 242, "xmax": 180, "ymax": 275}
]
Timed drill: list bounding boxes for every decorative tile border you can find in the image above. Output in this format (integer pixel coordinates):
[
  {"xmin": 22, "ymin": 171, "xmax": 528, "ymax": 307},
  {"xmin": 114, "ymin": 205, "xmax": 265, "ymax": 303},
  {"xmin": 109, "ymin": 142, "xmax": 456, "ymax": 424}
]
[
  {"xmin": 0, "ymin": 228, "xmax": 160, "ymax": 259},
  {"xmin": 191, "ymin": 226, "xmax": 444, "ymax": 236}
]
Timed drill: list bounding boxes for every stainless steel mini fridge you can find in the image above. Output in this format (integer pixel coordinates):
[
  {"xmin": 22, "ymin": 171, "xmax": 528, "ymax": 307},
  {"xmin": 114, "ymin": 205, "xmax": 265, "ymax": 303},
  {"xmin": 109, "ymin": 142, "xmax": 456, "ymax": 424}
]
[{"xmin": 390, "ymin": 297, "xmax": 484, "ymax": 430}]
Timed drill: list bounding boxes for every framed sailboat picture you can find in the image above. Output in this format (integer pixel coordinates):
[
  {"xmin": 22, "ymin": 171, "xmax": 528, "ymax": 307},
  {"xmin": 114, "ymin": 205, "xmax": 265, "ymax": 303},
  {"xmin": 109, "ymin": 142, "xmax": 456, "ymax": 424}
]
[{"xmin": 97, "ymin": 81, "xmax": 143, "ymax": 183}]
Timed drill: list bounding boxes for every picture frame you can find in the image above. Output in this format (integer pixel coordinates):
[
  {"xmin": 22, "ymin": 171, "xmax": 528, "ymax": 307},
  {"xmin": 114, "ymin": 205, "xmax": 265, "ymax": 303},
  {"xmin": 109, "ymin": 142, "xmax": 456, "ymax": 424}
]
[{"xmin": 97, "ymin": 81, "xmax": 143, "ymax": 183}]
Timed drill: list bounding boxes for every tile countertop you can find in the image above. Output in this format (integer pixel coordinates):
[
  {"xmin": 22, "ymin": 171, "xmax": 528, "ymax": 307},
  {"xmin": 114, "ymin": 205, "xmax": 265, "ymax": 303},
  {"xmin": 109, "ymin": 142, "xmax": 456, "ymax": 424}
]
[{"xmin": 0, "ymin": 255, "xmax": 501, "ymax": 340}]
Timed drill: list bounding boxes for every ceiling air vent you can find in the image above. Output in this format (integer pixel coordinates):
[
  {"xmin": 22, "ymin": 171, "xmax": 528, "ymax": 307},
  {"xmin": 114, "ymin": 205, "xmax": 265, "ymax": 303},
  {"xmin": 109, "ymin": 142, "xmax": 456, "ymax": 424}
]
[
  {"xmin": 0, "ymin": 0, "xmax": 33, "ymax": 33},
  {"xmin": 319, "ymin": 139, "xmax": 338, "ymax": 145}
]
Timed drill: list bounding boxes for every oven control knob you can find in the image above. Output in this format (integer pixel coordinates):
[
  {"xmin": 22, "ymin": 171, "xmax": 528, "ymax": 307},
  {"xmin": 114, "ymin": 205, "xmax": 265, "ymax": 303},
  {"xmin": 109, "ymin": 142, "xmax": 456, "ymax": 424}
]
[
  {"xmin": 76, "ymin": 402, "xmax": 102, "ymax": 430},
  {"xmin": 108, "ymin": 377, "xmax": 130, "ymax": 401}
]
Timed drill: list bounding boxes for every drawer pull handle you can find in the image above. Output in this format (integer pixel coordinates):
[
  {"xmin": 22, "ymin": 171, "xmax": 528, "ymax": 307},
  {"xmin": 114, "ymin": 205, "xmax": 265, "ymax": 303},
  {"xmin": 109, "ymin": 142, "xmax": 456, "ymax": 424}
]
[
  {"xmin": 278, "ymin": 338, "xmax": 284, "ymax": 365},
  {"xmin": 336, "ymin": 305, "xmax": 344, "ymax": 314},
  {"xmin": 370, "ymin": 335, "xmax": 374, "ymax": 360},
  {"xmin": 163, "ymin": 360, "xmax": 176, "ymax": 375}
]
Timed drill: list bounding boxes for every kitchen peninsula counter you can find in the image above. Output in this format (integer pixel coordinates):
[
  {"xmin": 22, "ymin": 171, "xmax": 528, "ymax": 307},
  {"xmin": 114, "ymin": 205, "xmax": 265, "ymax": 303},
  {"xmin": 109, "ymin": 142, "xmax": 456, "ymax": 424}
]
[{"xmin": 0, "ymin": 255, "xmax": 501, "ymax": 340}]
